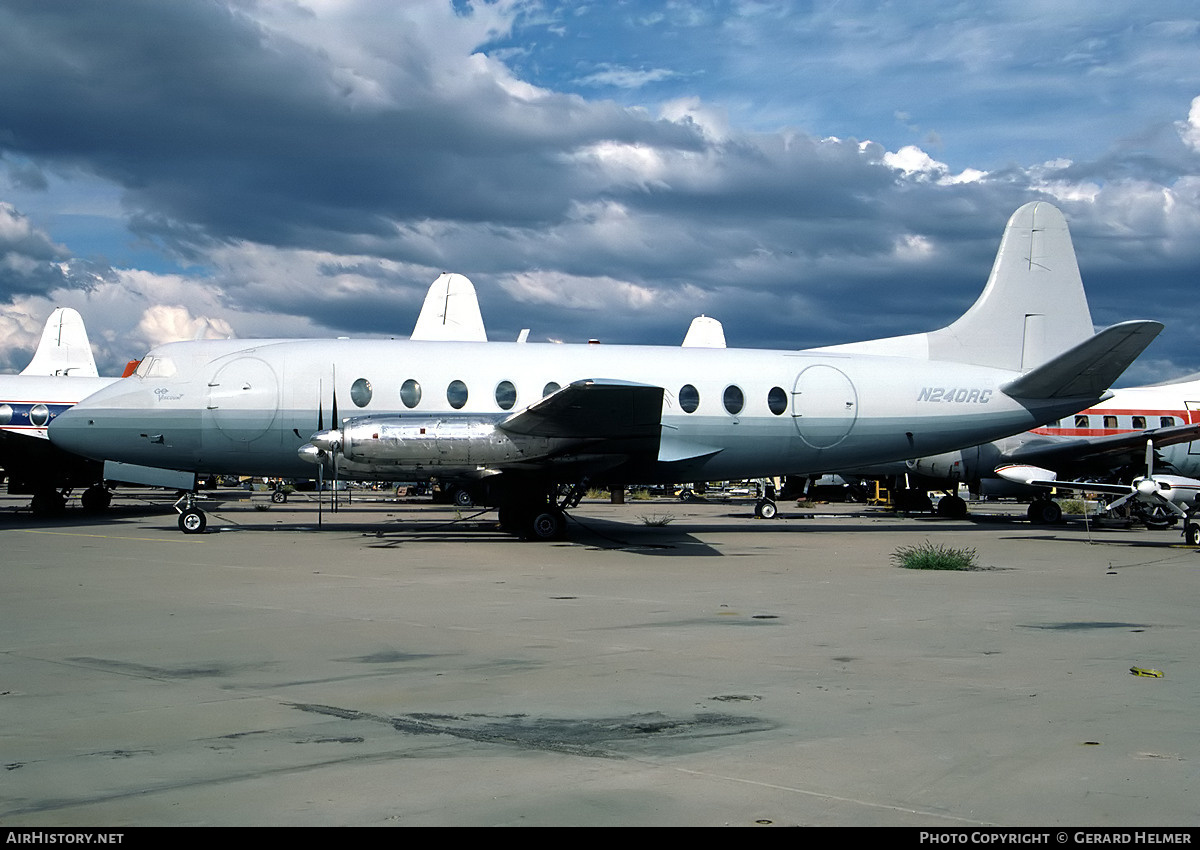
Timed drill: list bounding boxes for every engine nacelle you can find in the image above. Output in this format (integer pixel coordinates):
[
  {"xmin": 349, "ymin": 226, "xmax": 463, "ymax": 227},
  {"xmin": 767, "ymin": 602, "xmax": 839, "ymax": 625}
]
[
  {"xmin": 307, "ymin": 415, "xmax": 555, "ymax": 468},
  {"xmin": 909, "ymin": 445, "xmax": 982, "ymax": 482}
]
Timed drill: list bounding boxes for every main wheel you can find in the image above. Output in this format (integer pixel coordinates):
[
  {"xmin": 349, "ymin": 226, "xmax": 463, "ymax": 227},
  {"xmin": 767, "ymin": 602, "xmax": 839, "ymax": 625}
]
[
  {"xmin": 178, "ymin": 508, "xmax": 207, "ymax": 534},
  {"xmin": 523, "ymin": 507, "xmax": 565, "ymax": 541},
  {"xmin": 755, "ymin": 499, "xmax": 778, "ymax": 519},
  {"xmin": 936, "ymin": 495, "xmax": 968, "ymax": 519},
  {"xmin": 80, "ymin": 485, "xmax": 113, "ymax": 513},
  {"xmin": 271, "ymin": 489, "xmax": 287, "ymax": 504},
  {"xmin": 1027, "ymin": 500, "xmax": 1062, "ymax": 525},
  {"xmin": 453, "ymin": 487, "xmax": 475, "ymax": 508},
  {"xmin": 1186, "ymin": 523, "xmax": 1200, "ymax": 547},
  {"xmin": 30, "ymin": 489, "xmax": 66, "ymax": 517}
]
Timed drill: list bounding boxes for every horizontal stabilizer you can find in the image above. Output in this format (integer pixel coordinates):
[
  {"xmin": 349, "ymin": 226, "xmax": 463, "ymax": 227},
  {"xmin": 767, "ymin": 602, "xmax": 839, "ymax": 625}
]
[
  {"xmin": 1001, "ymin": 320, "xmax": 1163, "ymax": 401},
  {"xmin": 499, "ymin": 379, "xmax": 663, "ymax": 439}
]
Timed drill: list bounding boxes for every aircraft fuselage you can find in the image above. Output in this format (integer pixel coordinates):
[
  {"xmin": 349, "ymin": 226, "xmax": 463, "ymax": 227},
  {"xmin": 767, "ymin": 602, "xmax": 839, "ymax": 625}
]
[{"xmin": 51, "ymin": 337, "xmax": 1097, "ymax": 486}]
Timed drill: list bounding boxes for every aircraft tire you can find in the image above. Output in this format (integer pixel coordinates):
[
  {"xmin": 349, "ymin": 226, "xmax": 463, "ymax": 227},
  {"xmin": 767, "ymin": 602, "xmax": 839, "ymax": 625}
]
[
  {"xmin": 1027, "ymin": 500, "xmax": 1062, "ymax": 525},
  {"xmin": 523, "ymin": 507, "xmax": 565, "ymax": 541},
  {"xmin": 80, "ymin": 485, "xmax": 112, "ymax": 513},
  {"xmin": 31, "ymin": 490, "xmax": 66, "ymax": 517},
  {"xmin": 756, "ymin": 499, "xmax": 778, "ymax": 519},
  {"xmin": 178, "ymin": 508, "xmax": 207, "ymax": 534},
  {"xmin": 453, "ymin": 487, "xmax": 475, "ymax": 508},
  {"xmin": 936, "ymin": 495, "xmax": 968, "ymax": 519},
  {"xmin": 1186, "ymin": 523, "xmax": 1200, "ymax": 546},
  {"xmin": 271, "ymin": 489, "xmax": 287, "ymax": 504}
]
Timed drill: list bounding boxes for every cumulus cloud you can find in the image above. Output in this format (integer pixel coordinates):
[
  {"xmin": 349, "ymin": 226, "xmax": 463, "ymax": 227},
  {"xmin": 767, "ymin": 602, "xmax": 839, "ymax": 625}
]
[
  {"xmin": 0, "ymin": 1, "xmax": 1198, "ymax": 379},
  {"xmin": 135, "ymin": 304, "xmax": 234, "ymax": 347}
]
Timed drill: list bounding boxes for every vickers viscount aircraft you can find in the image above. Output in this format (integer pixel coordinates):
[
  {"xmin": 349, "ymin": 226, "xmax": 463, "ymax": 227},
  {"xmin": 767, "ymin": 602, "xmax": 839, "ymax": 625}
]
[
  {"xmin": 0, "ymin": 308, "xmax": 120, "ymax": 513},
  {"xmin": 50, "ymin": 203, "xmax": 1164, "ymax": 538}
]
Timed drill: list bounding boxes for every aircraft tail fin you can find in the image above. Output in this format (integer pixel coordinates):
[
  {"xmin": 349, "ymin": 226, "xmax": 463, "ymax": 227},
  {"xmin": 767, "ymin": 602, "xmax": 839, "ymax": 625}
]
[
  {"xmin": 410, "ymin": 273, "xmax": 487, "ymax": 342},
  {"xmin": 1000, "ymin": 319, "xmax": 1163, "ymax": 400},
  {"xmin": 681, "ymin": 315, "xmax": 727, "ymax": 348},
  {"xmin": 20, "ymin": 307, "xmax": 100, "ymax": 377},
  {"xmin": 927, "ymin": 201, "xmax": 1095, "ymax": 371},
  {"xmin": 814, "ymin": 203, "xmax": 1097, "ymax": 372}
]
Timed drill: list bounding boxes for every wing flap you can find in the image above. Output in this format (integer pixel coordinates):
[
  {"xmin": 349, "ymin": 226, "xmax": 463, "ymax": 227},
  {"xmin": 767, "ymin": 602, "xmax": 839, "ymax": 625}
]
[
  {"xmin": 499, "ymin": 379, "xmax": 664, "ymax": 439},
  {"xmin": 1001, "ymin": 320, "xmax": 1163, "ymax": 401}
]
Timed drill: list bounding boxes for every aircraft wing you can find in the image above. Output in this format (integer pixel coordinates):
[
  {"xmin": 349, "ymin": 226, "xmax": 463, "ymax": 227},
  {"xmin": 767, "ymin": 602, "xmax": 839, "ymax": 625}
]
[
  {"xmin": 498, "ymin": 379, "xmax": 664, "ymax": 439},
  {"xmin": 1003, "ymin": 423, "xmax": 1200, "ymax": 472},
  {"xmin": 1001, "ymin": 320, "xmax": 1163, "ymax": 400},
  {"xmin": 993, "ymin": 464, "xmax": 1132, "ymax": 496}
]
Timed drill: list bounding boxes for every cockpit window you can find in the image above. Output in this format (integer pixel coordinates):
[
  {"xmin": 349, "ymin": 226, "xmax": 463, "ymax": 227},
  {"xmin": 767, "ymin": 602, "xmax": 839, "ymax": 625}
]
[{"xmin": 135, "ymin": 356, "xmax": 177, "ymax": 378}]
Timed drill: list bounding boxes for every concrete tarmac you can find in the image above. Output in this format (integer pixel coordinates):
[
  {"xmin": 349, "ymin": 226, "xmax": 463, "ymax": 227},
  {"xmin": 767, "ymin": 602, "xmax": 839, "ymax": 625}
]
[{"xmin": 1, "ymin": 489, "xmax": 1197, "ymax": 827}]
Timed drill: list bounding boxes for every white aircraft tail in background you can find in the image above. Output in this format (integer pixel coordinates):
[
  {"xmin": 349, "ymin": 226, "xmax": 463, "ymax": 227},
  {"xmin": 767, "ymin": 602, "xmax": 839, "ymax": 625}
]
[
  {"xmin": 20, "ymin": 307, "xmax": 100, "ymax": 377},
  {"xmin": 818, "ymin": 202, "xmax": 1095, "ymax": 372},
  {"xmin": 410, "ymin": 272, "xmax": 488, "ymax": 342}
]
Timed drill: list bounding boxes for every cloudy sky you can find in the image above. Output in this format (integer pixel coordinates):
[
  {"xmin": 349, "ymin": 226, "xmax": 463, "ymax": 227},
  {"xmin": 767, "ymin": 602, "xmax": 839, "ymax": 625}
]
[{"xmin": 1, "ymin": 0, "xmax": 1198, "ymax": 385}]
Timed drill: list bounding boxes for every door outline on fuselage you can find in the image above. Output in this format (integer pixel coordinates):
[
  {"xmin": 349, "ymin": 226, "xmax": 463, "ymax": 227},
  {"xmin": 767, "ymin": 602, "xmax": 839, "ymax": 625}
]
[
  {"xmin": 204, "ymin": 356, "xmax": 281, "ymax": 445},
  {"xmin": 791, "ymin": 365, "xmax": 858, "ymax": 450}
]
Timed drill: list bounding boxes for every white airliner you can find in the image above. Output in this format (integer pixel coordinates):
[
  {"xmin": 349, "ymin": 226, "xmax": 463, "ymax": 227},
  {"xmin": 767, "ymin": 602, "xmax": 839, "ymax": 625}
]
[
  {"xmin": 868, "ymin": 379, "xmax": 1200, "ymax": 525},
  {"xmin": 49, "ymin": 203, "xmax": 1164, "ymax": 538},
  {"xmin": 0, "ymin": 308, "xmax": 119, "ymax": 513}
]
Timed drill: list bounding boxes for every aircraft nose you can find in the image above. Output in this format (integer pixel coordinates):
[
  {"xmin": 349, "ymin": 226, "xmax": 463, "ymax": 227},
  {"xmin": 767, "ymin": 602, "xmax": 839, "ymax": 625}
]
[{"xmin": 48, "ymin": 405, "xmax": 99, "ymax": 458}]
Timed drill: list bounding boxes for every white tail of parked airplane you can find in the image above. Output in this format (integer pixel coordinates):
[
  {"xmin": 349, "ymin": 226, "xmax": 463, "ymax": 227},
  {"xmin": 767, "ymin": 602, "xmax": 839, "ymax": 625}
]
[
  {"xmin": 818, "ymin": 202, "xmax": 1095, "ymax": 371},
  {"xmin": 410, "ymin": 272, "xmax": 488, "ymax": 342},
  {"xmin": 20, "ymin": 307, "xmax": 100, "ymax": 378}
]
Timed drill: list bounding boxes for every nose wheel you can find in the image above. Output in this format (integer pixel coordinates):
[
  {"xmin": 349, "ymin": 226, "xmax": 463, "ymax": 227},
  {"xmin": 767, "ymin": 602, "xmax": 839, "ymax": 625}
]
[{"xmin": 174, "ymin": 493, "xmax": 208, "ymax": 534}]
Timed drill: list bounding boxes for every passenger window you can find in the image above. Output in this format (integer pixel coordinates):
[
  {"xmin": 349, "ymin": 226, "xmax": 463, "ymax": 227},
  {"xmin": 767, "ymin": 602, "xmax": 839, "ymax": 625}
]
[
  {"xmin": 543, "ymin": 382, "xmax": 561, "ymax": 397},
  {"xmin": 1103, "ymin": 415, "xmax": 1117, "ymax": 429},
  {"xmin": 767, "ymin": 386, "xmax": 787, "ymax": 415},
  {"xmin": 350, "ymin": 378, "xmax": 373, "ymax": 408},
  {"xmin": 723, "ymin": 385, "xmax": 744, "ymax": 415},
  {"xmin": 447, "ymin": 380, "xmax": 468, "ymax": 410},
  {"xmin": 1075, "ymin": 415, "xmax": 1089, "ymax": 428},
  {"xmin": 1162, "ymin": 416, "xmax": 1175, "ymax": 427},
  {"xmin": 0, "ymin": 404, "xmax": 11, "ymax": 425},
  {"xmin": 679, "ymin": 384, "xmax": 699, "ymax": 413},
  {"xmin": 1132, "ymin": 416, "xmax": 1146, "ymax": 429},
  {"xmin": 29, "ymin": 404, "xmax": 49, "ymax": 427},
  {"xmin": 495, "ymin": 380, "xmax": 517, "ymax": 411},
  {"xmin": 400, "ymin": 379, "xmax": 421, "ymax": 409}
]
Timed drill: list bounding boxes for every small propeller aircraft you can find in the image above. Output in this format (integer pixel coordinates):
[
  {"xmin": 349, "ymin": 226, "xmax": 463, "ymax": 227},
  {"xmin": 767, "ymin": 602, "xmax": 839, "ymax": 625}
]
[{"xmin": 996, "ymin": 439, "xmax": 1200, "ymax": 544}]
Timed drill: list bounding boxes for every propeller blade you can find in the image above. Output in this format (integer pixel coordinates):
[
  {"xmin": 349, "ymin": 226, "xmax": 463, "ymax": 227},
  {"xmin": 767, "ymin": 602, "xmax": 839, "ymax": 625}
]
[
  {"xmin": 1145, "ymin": 438, "xmax": 1154, "ymax": 479},
  {"xmin": 1107, "ymin": 493, "xmax": 1134, "ymax": 511}
]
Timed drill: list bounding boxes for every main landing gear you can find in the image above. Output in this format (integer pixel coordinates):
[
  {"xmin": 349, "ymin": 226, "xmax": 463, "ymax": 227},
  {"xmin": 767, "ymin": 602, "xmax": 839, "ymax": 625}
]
[{"xmin": 493, "ymin": 480, "xmax": 589, "ymax": 541}]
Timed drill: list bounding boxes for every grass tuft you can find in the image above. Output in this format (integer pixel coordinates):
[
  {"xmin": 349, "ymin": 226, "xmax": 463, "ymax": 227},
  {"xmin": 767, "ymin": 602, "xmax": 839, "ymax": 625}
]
[
  {"xmin": 638, "ymin": 513, "xmax": 675, "ymax": 527},
  {"xmin": 892, "ymin": 540, "xmax": 977, "ymax": 571}
]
